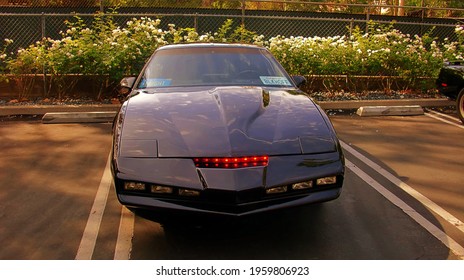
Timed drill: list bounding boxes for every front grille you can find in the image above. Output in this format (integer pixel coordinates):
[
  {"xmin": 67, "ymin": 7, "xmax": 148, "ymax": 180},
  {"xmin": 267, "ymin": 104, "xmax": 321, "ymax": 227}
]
[
  {"xmin": 165, "ymin": 189, "xmax": 308, "ymax": 214},
  {"xmin": 202, "ymin": 188, "xmax": 266, "ymax": 204}
]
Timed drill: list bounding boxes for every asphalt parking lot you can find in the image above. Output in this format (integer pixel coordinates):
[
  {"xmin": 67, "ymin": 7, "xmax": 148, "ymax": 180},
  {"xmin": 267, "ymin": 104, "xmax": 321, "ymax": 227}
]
[{"xmin": 0, "ymin": 108, "xmax": 463, "ymax": 260}]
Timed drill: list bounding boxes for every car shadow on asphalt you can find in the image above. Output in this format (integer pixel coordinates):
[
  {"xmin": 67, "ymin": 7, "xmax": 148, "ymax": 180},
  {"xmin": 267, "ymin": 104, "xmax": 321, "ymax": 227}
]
[{"xmin": 133, "ymin": 204, "xmax": 330, "ymax": 260}]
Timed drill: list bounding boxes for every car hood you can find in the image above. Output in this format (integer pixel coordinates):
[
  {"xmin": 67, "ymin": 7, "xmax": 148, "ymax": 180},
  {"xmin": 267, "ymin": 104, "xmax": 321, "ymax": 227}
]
[{"xmin": 119, "ymin": 86, "xmax": 336, "ymax": 158}]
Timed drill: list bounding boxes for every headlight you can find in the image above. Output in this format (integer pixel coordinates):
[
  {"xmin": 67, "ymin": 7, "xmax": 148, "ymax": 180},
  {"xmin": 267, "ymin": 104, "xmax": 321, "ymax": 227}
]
[
  {"xmin": 151, "ymin": 185, "xmax": 173, "ymax": 194},
  {"xmin": 316, "ymin": 176, "xmax": 337, "ymax": 185},
  {"xmin": 124, "ymin": 182, "xmax": 146, "ymax": 191},
  {"xmin": 292, "ymin": 181, "xmax": 313, "ymax": 190},
  {"xmin": 266, "ymin": 186, "xmax": 288, "ymax": 194}
]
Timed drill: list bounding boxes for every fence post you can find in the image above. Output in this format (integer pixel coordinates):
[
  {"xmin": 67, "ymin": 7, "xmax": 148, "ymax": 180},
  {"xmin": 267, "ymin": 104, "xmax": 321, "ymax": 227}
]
[
  {"xmin": 194, "ymin": 13, "xmax": 198, "ymax": 32},
  {"xmin": 41, "ymin": 13, "xmax": 48, "ymax": 97},
  {"xmin": 350, "ymin": 18, "xmax": 354, "ymax": 36},
  {"xmin": 41, "ymin": 13, "xmax": 46, "ymax": 39},
  {"xmin": 241, "ymin": 0, "xmax": 246, "ymax": 27},
  {"xmin": 420, "ymin": 0, "xmax": 425, "ymax": 36},
  {"xmin": 100, "ymin": 0, "xmax": 104, "ymax": 13},
  {"xmin": 365, "ymin": 3, "xmax": 370, "ymax": 33}
]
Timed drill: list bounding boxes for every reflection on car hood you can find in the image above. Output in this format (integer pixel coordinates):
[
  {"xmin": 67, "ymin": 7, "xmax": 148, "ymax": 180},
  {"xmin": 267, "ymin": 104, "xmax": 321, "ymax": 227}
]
[{"xmin": 120, "ymin": 86, "xmax": 334, "ymax": 157}]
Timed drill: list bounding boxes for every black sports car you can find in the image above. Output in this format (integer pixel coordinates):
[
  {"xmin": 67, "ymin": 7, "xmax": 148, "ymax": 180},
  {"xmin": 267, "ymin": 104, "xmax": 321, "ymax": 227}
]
[
  {"xmin": 111, "ymin": 43, "xmax": 344, "ymax": 221},
  {"xmin": 436, "ymin": 61, "xmax": 464, "ymax": 123}
]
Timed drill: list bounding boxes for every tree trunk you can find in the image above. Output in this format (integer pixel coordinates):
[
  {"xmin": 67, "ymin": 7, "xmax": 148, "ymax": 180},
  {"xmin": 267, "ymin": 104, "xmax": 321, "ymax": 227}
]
[{"xmin": 398, "ymin": 0, "xmax": 405, "ymax": 16}]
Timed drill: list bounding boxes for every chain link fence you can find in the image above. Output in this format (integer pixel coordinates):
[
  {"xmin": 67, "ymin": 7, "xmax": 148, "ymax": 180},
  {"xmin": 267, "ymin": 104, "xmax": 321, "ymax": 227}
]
[
  {"xmin": 1, "ymin": 1, "xmax": 462, "ymax": 55},
  {"xmin": 1, "ymin": 1, "xmax": 463, "ymax": 98}
]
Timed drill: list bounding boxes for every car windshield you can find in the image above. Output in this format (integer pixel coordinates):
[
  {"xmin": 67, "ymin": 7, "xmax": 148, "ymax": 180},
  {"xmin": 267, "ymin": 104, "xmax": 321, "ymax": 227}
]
[{"xmin": 137, "ymin": 46, "xmax": 294, "ymax": 88}]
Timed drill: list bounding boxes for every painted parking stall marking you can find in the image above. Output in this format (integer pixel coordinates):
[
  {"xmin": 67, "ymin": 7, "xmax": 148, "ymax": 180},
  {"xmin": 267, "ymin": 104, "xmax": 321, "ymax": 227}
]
[
  {"xmin": 114, "ymin": 206, "xmax": 135, "ymax": 260},
  {"xmin": 345, "ymin": 159, "xmax": 464, "ymax": 259},
  {"xmin": 75, "ymin": 151, "xmax": 135, "ymax": 260},
  {"xmin": 75, "ymin": 153, "xmax": 113, "ymax": 260},
  {"xmin": 341, "ymin": 141, "xmax": 464, "ymax": 234},
  {"xmin": 424, "ymin": 109, "xmax": 464, "ymax": 129}
]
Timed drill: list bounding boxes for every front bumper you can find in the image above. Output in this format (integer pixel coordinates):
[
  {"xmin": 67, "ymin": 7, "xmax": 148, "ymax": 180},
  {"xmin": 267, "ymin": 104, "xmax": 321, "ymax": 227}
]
[
  {"xmin": 113, "ymin": 152, "xmax": 345, "ymax": 219},
  {"xmin": 117, "ymin": 185, "xmax": 342, "ymax": 217}
]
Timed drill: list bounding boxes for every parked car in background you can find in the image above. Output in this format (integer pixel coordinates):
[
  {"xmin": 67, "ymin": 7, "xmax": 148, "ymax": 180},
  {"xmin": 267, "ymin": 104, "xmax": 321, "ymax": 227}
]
[
  {"xmin": 436, "ymin": 61, "xmax": 464, "ymax": 123},
  {"xmin": 111, "ymin": 43, "xmax": 345, "ymax": 223}
]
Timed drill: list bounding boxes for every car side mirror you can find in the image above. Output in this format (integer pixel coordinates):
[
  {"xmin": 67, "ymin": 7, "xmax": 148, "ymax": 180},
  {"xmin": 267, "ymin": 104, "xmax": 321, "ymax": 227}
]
[
  {"xmin": 119, "ymin": 77, "xmax": 137, "ymax": 95},
  {"xmin": 292, "ymin": 75, "xmax": 306, "ymax": 88}
]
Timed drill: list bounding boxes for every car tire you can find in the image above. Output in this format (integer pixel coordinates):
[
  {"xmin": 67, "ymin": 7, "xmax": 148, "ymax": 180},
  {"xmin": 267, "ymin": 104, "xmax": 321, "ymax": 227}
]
[{"xmin": 458, "ymin": 88, "xmax": 464, "ymax": 124}]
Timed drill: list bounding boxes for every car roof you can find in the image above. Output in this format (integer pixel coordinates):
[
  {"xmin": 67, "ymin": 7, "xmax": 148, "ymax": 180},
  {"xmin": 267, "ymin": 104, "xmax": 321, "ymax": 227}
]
[{"xmin": 157, "ymin": 43, "xmax": 266, "ymax": 51}]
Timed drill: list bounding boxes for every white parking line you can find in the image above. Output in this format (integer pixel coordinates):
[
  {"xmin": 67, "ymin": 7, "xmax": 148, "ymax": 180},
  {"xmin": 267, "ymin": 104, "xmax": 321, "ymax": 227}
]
[
  {"xmin": 341, "ymin": 141, "xmax": 464, "ymax": 234},
  {"xmin": 346, "ymin": 159, "xmax": 464, "ymax": 259},
  {"xmin": 75, "ymin": 153, "xmax": 112, "ymax": 260},
  {"xmin": 114, "ymin": 206, "xmax": 135, "ymax": 260},
  {"xmin": 425, "ymin": 108, "xmax": 460, "ymax": 122},
  {"xmin": 424, "ymin": 111, "xmax": 464, "ymax": 130}
]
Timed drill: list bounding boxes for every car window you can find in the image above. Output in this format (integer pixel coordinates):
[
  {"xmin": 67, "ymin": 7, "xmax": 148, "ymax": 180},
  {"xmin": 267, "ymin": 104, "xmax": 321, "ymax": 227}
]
[{"xmin": 137, "ymin": 46, "xmax": 293, "ymax": 88}]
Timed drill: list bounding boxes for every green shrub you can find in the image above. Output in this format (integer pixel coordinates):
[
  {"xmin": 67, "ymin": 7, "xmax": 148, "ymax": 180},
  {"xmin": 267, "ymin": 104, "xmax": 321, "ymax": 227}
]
[
  {"xmin": 268, "ymin": 22, "xmax": 446, "ymax": 81},
  {"xmin": 3, "ymin": 15, "xmax": 464, "ymax": 98}
]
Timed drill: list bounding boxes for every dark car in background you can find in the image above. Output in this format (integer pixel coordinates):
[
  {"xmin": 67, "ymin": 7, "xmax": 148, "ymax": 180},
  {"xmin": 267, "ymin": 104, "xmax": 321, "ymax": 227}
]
[
  {"xmin": 436, "ymin": 61, "xmax": 464, "ymax": 123},
  {"xmin": 111, "ymin": 43, "xmax": 345, "ymax": 222}
]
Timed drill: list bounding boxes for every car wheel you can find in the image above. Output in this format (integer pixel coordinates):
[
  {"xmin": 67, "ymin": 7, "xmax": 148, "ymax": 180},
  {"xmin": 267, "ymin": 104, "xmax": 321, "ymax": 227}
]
[{"xmin": 458, "ymin": 88, "xmax": 464, "ymax": 124}]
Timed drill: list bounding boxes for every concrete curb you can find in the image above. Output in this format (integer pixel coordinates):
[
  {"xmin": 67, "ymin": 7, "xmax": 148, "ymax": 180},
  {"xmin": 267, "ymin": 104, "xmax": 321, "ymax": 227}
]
[
  {"xmin": 0, "ymin": 98, "xmax": 455, "ymax": 123},
  {"xmin": 317, "ymin": 98, "xmax": 454, "ymax": 110},
  {"xmin": 42, "ymin": 111, "xmax": 117, "ymax": 124},
  {"xmin": 0, "ymin": 104, "xmax": 120, "ymax": 117},
  {"xmin": 356, "ymin": 105, "xmax": 424, "ymax": 117}
]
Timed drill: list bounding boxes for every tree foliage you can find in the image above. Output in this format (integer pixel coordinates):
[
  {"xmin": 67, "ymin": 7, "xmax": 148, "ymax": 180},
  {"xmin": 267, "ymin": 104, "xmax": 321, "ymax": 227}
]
[{"xmin": 9, "ymin": 1, "xmax": 464, "ymax": 17}]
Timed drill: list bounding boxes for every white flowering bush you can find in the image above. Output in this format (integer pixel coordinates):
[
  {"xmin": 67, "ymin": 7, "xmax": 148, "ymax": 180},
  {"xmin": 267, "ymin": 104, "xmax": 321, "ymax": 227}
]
[
  {"xmin": 3, "ymin": 16, "xmax": 464, "ymax": 98},
  {"xmin": 5, "ymin": 16, "xmax": 263, "ymax": 99},
  {"xmin": 0, "ymin": 39, "xmax": 13, "ymax": 81},
  {"xmin": 43, "ymin": 14, "xmax": 171, "ymax": 98},
  {"xmin": 441, "ymin": 25, "xmax": 464, "ymax": 61},
  {"xmin": 269, "ymin": 22, "xmax": 444, "ymax": 81}
]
